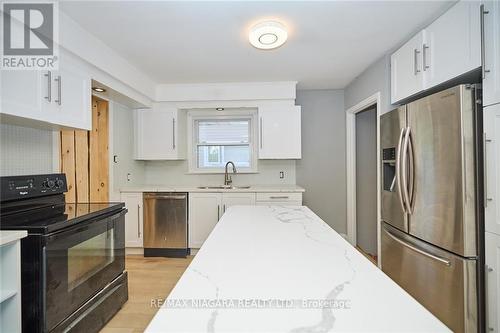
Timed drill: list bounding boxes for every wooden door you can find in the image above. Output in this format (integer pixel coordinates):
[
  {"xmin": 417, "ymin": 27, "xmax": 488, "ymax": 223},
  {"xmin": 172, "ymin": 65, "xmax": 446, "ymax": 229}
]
[{"xmin": 60, "ymin": 96, "xmax": 109, "ymax": 202}]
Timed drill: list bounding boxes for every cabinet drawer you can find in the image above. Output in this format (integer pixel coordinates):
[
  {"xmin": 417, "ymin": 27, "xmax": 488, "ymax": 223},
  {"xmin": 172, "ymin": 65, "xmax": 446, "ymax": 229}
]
[{"xmin": 256, "ymin": 192, "xmax": 302, "ymax": 203}]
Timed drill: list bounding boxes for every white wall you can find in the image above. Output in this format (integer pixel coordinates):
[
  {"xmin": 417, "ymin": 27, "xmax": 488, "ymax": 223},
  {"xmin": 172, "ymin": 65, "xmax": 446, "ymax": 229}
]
[
  {"xmin": 0, "ymin": 124, "xmax": 56, "ymax": 176},
  {"xmin": 295, "ymin": 90, "xmax": 346, "ymax": 233},
  {"xmin": 142, "ymin": 159, "xmax": 296, "ymax": 186},
  {"xmin": 111, "ymin": 102, "xmax": 146, "ymax": 196}
]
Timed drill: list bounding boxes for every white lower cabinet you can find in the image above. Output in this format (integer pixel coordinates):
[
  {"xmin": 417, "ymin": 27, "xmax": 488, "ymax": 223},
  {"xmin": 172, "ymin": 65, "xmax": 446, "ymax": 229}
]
[
  {"xmin": 121, "ymin": 192, "xmax": 143, "ymax": 248},
  {"xmin": 485, "ymin": 104, "xmax": 500, "ymax": 235},
  {"xmin": 486, "ymin": 231, "xmax": 500, "ymax": 333},
  {"xmin": 255, "ymin": 192, "xmax": 303, "ymax": 206},
  {"xmin": 188, "ymin": 193, "xmax": 222, "ymax": 248},
  {"xmin": 221, "ymin": 193, "xmax": 256, "ymax": 215}
]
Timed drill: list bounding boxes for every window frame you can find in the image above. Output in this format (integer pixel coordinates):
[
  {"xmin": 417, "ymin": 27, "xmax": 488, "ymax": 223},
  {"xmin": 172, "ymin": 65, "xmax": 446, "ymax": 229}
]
[{"xmin": 187, "ymin": 109, "xmax": 258, "ymax": 174}]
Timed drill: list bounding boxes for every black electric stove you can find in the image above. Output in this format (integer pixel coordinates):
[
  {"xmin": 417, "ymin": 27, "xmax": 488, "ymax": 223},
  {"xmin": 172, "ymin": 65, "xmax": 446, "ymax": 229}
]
[{"xmin": 0, "ymin": 174, "xmax": 128, "ymax": 333}]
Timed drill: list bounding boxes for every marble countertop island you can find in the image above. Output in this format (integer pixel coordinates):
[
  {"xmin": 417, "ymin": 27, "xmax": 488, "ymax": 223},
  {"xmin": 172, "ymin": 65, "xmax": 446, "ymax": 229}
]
[{"xmin": 146, "ymin": 206, "xmax": 450, "ymax": 332}]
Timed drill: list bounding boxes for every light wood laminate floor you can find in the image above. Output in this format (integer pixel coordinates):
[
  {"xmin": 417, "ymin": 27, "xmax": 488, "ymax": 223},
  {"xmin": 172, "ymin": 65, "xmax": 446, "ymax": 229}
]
[{"xmin": 100, "ymin": 255, "xmax": 193, "ymax": 333}]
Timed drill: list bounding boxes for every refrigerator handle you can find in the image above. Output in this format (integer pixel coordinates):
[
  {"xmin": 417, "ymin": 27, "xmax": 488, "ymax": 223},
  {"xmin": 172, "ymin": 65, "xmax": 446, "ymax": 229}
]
[
  {"xmin": 407, "ymin": 129, "xmax": 415, "ymax": 212},
  {"xmin": 401, "ymin": 127, "xmax": 413, "ymax": 214},
  {"xmin": 396, "ymin": 127, "xmax": 407, "ymax": 214},
  {"xmin": 384, "ymin": 227, "xmax": 451, "ymax": 266}
]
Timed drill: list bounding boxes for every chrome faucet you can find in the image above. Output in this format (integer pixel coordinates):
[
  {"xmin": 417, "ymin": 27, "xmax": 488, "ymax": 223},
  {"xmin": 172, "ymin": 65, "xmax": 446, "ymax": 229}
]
[{"xmin": 224, "ymin": 161, "xmax": 237, "ymax": 186}]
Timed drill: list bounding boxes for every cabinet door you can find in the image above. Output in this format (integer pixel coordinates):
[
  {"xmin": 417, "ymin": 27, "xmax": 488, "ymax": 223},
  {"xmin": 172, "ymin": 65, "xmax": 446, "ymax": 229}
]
[
  {"xmin": 485, "ymin": 104, "xmax": 500, "ymax": 235},
  {"xmin": 258, "ymin": 106, "xmax": 301, "ymax": 159},
  {"xmin": 188, "ymin": 193, "xmax": 222, "ymax": 248},
  {"xmin": 424, "ymin": 1, "xmax": 481, "ymax": 88},
  {"xmin": 121, "ymin": 192, "xmax": 143, "ymax": 248},
  {"xmin": 221, "ymin": 193, "xmax": 256, "ymax": 215},
  {"xmin": 483, "ymin": 0, "xmax": 500, "ymax": 107},
  {"xmin": 391, "ymin": 32, "xmax": 424, "ymax": 103},
  {"xmin": 486, "ymin": 231, "xmax": 500, "ymax": 333},
  {"xmin": 134, "ymin": 108, "xmax": 176, "ymax": 160},
  {"xmin": 0, "ymin": 70, "xmax": 48, "ymax": 120},
  {"xmin": 55, "ymin": 52, "xmax": 92, "ymax": 130}
]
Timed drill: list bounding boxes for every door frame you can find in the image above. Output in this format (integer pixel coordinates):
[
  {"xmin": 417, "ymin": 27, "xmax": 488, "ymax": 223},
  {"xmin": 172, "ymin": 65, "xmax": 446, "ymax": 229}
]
[{"xmin": 345, "ymin": 92, "xmax": 381, "ymax": 267}]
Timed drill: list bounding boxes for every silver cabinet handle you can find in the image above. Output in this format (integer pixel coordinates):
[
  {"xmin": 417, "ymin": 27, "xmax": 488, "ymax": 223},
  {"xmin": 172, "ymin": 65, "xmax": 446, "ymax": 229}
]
[
  {"xmin": 480, "ymin": 4, "xmax": 491, "ymax": 79},
  {"xmin": 422, "ymin": 44, "xmax": 429, "ymax": 71},
  {"xmin": 385, "ymin": 228, "xmax": 451, "ymax": 266},
  {"xmin": 269, "ymin": 196, "xmax": 290, "ymax": 199},
  {"xmin": 413, "ymin": 49, "xmax": 421, "ymax": 75},
  {"xmin": 223, "ymin": 204, "xmax": 226, "ymax": 213},
  {"xmin": 259, "ymin": 117, "xmax": 263, "ymax": 149},
  {"xmin": 484, "ymin": 132, "xmax": 493, "ymax": 207},
  {"xmin": 54, "ymin": 75, "xmax": 61, "ymax": 105},
  {"xmin": 485, "ymin": 264, "xmax": 494, "ymax": 332},
  {"xmin": 44, "ymin": 71, "xmax": 51, "ymax": 102},
  {"xmin": 217, "ymin": 204, "xmax": 220, "ymax": 220},
  {"xmin": 137, "ymin": 204, "xmax": 141, "ymax": 238},
  {"xmin": 396, "ymin": 128, "xmax": 407, "ymax": 214},
  {"xmin": 401, "ymin": 127, "xmax": 413, "ymax": 214},
  {"xmin": 172, "ymin": 118, "xmax": 176, "ymax": 149}
]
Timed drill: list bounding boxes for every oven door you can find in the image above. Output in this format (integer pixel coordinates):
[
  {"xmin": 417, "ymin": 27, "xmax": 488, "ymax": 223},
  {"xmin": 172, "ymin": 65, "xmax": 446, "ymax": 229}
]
[{"xmin": 44, "ymin": 210, "xmax": 125, "ymax": 332}]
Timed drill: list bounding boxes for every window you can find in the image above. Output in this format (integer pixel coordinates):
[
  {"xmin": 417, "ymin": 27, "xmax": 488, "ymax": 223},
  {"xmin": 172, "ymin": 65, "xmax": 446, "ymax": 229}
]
[{"xmin": 188, "ymin": 110, "xmax": 257, "ymax": 173}]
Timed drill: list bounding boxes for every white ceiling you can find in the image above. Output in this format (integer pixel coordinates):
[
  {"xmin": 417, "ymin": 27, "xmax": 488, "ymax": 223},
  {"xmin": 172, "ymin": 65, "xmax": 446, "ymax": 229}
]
[{"xmin": 60, "ymin": 1, "xmax": 453, "ymax": 89}]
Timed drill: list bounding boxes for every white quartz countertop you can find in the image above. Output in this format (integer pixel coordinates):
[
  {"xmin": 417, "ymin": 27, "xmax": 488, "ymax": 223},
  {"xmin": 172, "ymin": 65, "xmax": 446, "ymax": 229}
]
[
  {"xmin": 120, "ymin": 184, "xmax": 305, "ymax": 193},
  {"xmin": 0, "ymin": 230, "xmax": 27, "ymax": 246},
  {"xmin": 146, "ymin": 206, "xmax": 450, "ymax": 332}
]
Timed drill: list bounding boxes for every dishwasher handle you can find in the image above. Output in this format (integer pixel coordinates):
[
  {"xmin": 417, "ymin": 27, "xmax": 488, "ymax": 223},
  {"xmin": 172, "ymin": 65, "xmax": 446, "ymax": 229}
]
[{"xmin": 144, "ymin": 194, "xmax": 187, "ymax": 200}]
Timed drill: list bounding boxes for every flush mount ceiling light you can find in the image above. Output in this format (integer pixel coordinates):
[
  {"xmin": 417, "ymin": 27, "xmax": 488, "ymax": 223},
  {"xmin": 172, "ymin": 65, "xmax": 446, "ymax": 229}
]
[
  {"xmin": 92, "ymin": 87, "xmax": 106, "ymax": 93},
  {"xmin": 249, "ymin": 21, "xmax": 288, "ymax": 50}
]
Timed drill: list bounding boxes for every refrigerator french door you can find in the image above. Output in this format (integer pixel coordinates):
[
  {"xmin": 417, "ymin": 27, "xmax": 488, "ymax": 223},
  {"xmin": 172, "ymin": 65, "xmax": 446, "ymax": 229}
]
[{"xmin": 381, "ymin": 85, "xmax": 481, "ymax": 333}]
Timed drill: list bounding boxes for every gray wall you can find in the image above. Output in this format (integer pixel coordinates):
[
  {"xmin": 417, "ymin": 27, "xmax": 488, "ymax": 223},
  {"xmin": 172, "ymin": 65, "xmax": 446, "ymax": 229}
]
[
  {"xmin": 344, "ymin": 54, "xmax": 394, "ymax": 115},
  {"xmin": 0, "ymin": 123, "xmax": 55, "ymax": 176},
  {"xmin": 296, "ymin": 90, "xmax": 346, "ymax": 233},
  {"xmin": 355, "ymin": 106, "xmax": 377, "ymax": 255}
]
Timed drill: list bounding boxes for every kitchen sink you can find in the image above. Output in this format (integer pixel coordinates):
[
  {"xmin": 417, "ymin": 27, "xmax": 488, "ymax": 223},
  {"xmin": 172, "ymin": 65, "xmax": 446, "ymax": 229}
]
[{"xmin": 197, "ymin": 185, "xmax": 251, "ymax": 190}]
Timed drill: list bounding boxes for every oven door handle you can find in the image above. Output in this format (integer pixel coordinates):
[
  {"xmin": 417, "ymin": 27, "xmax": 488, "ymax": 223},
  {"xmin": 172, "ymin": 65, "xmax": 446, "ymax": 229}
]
[{"xmin": 46, "ymin": 210, "xmax": 125, "ymax": 242}]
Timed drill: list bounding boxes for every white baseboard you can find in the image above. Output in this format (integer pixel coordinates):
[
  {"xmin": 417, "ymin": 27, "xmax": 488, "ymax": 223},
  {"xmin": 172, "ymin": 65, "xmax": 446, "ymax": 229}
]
[{"xmin": 126, "ymin": 247, "xmax": 144, "ymax": 255}]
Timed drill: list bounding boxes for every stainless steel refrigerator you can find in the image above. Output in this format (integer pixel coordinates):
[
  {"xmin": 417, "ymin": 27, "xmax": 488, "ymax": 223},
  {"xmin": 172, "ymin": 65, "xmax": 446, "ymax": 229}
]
[{"xmin": 380, "ymin": 84, "xmax": 483, "ymax": 333}]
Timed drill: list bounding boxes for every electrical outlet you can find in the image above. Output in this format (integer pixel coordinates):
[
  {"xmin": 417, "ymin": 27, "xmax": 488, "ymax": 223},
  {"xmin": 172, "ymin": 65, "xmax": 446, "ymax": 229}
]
[{"xmin": 279, "ymin": 171, "xmax": 284, "ymax": 179}]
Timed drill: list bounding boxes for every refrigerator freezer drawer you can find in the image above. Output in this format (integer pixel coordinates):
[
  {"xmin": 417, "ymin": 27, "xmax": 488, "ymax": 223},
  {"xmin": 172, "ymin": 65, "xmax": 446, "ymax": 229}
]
[{"xmin": 381, "ymin": 223, "xmax": 477, "ymax": 333}]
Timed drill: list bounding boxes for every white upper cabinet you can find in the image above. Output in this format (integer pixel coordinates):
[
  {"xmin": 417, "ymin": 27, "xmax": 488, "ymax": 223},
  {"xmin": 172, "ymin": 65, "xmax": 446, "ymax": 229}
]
[
  {"xmin": 258, "ymin": 105, "xmax": 301, "ymax": 159},
  {"xmin": 391, "ymin": 1, "xmax": 481, "ymax": 103},
  {"xmin": 391, "ymin": 32, "xmax": 425, "ymax": 103},
  {"xmin": 485, "ymin": 103, "xmax": 500, "ymax": 235},
  {"xmin": 424, "ymin": 1, "xmax": 480, "ymax": 88},
  {"xmin": 0, "ymin": 48, "xmax": 91, "ymax": 130},
  {"xmin": 483, "ymin": 0, "xmax": 500, "ymax": 107},
  {"xmin": 134, "ymin": 105, "xmax": 186, "ymax": 160}
]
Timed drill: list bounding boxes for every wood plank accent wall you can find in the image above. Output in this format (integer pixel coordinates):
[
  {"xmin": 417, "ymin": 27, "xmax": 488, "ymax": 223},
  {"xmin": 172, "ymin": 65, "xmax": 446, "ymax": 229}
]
[
  {"xmin": 90, "ymin": 98, "xmax": 109, "ymax": 202},
  {"xmin": 60, "ymin": 96, "xmax": 109, "ymax": 203}
]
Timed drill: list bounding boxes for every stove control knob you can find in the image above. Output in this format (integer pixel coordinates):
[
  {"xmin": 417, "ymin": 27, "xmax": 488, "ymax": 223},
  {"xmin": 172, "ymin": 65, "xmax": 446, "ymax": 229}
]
[
  {"xmin": 47, "ymin": 180, "xmax": 55, "ymax": 189},
  {"xmin": 56, "ymin": 179, "xmax": 64, "ymax": 188}
]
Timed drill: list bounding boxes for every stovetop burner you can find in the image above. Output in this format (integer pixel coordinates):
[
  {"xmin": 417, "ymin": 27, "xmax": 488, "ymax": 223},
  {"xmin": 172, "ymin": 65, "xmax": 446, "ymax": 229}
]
[{"xmin": 0, "ymin": 173, "xmax": 124, "ymax": 234}]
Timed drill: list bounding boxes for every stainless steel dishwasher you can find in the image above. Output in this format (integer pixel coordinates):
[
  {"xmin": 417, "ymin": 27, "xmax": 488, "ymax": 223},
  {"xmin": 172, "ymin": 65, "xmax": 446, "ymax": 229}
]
[{"xmin": 143, "ymin": 192, "xmax": 188, "ymax": 258}]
